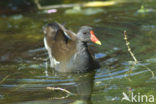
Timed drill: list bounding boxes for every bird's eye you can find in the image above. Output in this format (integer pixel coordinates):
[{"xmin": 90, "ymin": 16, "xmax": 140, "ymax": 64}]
[{"xmin": 83, "ymin": 32, "xmax": 87, "ymax": 34}]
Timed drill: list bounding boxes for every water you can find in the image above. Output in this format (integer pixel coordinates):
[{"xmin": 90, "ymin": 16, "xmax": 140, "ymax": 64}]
[{"xmin": 0, "ymin": 0, "xmax": 156, "ymax": 104}]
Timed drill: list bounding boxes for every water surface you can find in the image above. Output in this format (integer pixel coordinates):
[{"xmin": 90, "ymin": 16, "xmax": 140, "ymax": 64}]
[{"xmin": 0, "ymin": 0, "xmax": 156, "ymax": 104}]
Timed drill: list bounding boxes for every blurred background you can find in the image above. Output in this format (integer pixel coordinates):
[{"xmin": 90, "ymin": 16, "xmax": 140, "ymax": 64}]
[{"xmin": 0, "ymin": 0, "xmax": 156, "ymax": 104}]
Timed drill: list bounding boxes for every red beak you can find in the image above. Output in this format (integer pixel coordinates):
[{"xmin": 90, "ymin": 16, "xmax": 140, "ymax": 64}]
[{"xmin": 90, "ymin": 30, "xmax": 101, "ymax": 45}]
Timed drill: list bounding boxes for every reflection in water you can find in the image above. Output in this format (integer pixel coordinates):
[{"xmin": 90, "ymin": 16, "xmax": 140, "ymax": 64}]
[
  {"xmin": 0, "ymin": 64, "xmax": 96, "ymax": 104},
  {"xmin": 74, "ymin": 71, "xmax": 95, "ymax": 104}
]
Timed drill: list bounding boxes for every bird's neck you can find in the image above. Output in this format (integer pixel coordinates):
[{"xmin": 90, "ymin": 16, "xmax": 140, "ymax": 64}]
[
  {"xmin": 76, "ymin": 40, "xmax": 94, "ymax": 64},
  {"xmin": 77, "ymin": 40, "xmax": 88, "ymax": 51}
]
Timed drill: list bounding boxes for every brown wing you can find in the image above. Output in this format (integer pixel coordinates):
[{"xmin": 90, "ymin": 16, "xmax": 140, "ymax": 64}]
[{"xmin": 44, "ymin": 22, "xmax": 77, "ymax": 62}]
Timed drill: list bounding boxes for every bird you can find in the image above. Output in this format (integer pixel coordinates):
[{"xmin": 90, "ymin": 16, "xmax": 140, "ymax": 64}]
[{"xmin": 43, "ymin": 22, "xmax": 101, "ymax": 73}]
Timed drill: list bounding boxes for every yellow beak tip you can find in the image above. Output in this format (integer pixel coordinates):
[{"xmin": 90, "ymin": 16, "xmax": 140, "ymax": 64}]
[{"xmin": 95, "ymin": 41, "xmax": 102, "ymax": 45}]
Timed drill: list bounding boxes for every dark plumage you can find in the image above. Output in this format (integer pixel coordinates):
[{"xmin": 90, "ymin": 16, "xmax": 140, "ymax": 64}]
[{"xmin": 43, "ymin": 22, "xmax": 101, "ymax": 72}]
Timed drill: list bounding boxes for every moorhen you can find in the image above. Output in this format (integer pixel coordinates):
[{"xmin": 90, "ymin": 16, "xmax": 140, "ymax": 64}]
[{"xmin": 43, "ymin": 22, "xmax": 101, "ymax": 72}]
